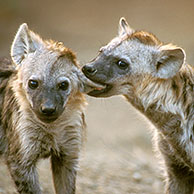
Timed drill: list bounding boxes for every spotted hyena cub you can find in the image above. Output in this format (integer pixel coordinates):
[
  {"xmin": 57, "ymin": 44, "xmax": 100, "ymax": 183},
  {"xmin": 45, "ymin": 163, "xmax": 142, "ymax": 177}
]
[
  {"xmin": 82, "ymin": 17, "xmax": 194, "ymax": 194},
  {"xmin": 0, "ymin": 24, "xmax": 103, "ymax": 194}
]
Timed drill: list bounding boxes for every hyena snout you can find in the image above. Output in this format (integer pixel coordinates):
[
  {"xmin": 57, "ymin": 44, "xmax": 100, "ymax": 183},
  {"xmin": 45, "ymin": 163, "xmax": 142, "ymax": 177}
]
[
  {"xmin": 82, "ymin": 63, "xmax": 106, "ymax": 84},
  {"xmin": 82, "ymin": 64, "xmax": 97, "ymax": 77},
  {"xmin": 38, "ymin": 101, "xmax": 58, "ymax": 123},
  {"xmin": 35, "ymin": 97, "xmax": 64, "ymax": 123},
  {"xmin": 40, "ymin": 102, "xmax": 56, "ymax": 116},
  {"xmin": 82, "ymin": 63, "xmax": 113, "ymax": 97}
]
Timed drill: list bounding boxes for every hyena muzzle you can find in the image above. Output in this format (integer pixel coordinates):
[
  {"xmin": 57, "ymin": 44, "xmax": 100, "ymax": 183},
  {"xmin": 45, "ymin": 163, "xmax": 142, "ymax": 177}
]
[
  {"xmin": 0, "ymin": 24, "xmax": 103, "ymax": 194},
  {"xmin": 82, "ymin": 18, "xmax": 194, "ymax": 194}
]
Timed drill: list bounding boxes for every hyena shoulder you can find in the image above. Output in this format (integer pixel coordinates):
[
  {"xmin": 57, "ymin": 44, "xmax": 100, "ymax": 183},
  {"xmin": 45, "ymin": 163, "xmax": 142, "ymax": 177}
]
[{"xmin": 0, "ymin": 57, "xmax": 16, "ymax": 154}]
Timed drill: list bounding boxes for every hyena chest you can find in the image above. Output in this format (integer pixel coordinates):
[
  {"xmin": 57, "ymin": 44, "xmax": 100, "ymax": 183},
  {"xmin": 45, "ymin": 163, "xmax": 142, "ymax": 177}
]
[
  {"xmin": 159, "ymin": 119, "xmax": 194, "ymax": 167},
  {"xmin": 180, "ymin": 126, "xmax": 194, "ymax": 164},
  {"xmin": 17, "ymin": 124, "xmax": 64, "ymax": 159},
  {"xmin": 146, "ymin": 108, "xmax": 194, "ymax": 166},
  {"xmin": 37, "ymin": 135, "xmax": 55, "ymax": 158}
]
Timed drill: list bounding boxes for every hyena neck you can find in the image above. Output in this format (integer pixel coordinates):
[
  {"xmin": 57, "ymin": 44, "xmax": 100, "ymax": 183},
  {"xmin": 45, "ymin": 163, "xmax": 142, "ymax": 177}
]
[
  {"xmin": 124, "ymin": 64, "xmax": 194, "ymax": 127},
  {"xmin": 125, "ymin": 64, "xmax": 194, "ymax": 166}
]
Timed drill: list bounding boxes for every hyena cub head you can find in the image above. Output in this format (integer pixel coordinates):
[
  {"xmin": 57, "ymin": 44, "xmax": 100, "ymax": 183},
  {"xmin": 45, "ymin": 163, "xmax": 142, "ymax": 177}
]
[
  {"xmin": 11, "ymin": 24, "xmax": 101, "ymax": 123},
  {"xmin": 82, "ymin": 17, "xmax": 185, "ymax": 97}
]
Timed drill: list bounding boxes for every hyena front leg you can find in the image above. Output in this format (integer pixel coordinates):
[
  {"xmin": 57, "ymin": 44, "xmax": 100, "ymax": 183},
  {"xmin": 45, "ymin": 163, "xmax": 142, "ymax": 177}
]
[
  {"xmin": 158, "ymin": 137, "xmax": 194, "ymax": 194},
  {"xmin": 165, "ymin": 172, "xmax": 194, "ymax": 194},
  {"xmin": 6, "ymin": 158, "xmax": 41, "ymax": 194},
  {"xmin": 51, "ymin": 154, "xmax": 77, "ymax": 194},
  {"xmin": 164, "ymin": 153, "xmax": 194, "ymax": 194},
  {"xmin": 0, "ymin": 125, "xmax": 6, "ymax": 155}
]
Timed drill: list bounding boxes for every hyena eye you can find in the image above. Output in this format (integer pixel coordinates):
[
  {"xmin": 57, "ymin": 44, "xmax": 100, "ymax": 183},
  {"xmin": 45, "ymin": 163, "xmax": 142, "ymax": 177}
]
[
  {"xmin": 28, "ymin": 80, "xmax": 39, "ymax": 89},
  {"xmin": 117, "ymin": 60, "xmax": 129, "ymax": 70},
  {"xmin": 58, "ymin": 81, "xmax": 69, "ymax": 91}
]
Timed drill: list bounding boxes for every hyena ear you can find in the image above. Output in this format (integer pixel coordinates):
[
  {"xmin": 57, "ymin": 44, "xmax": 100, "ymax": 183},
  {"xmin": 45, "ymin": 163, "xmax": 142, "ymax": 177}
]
[
  {"xmin": 154, "ymin": 45, "xmax": 186, "ymax": 79},
  {"xmin": 118, "ymin": 17, "xmax": 134, "ymax": 36},
  {"xmin": 11, "ymin": 23, "xmax": 43, "ymax": 66}
]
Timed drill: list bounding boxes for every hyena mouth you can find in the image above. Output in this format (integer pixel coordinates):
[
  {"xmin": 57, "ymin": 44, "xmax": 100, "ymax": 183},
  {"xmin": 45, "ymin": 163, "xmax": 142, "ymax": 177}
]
[
  {"xmin": 40, "ymin": 117, "xmax": 58, "ymax": 123},
  {"xmin": 37, "ymin": 115, "xmax": 59, "ymax": 123},
  {"xmin": 88, "ymin": 84, "xmax": 112, "ymax": 97}
]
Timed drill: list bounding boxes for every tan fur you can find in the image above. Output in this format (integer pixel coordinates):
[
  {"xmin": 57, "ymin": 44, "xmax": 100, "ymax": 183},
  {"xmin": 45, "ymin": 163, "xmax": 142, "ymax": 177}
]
[
  {"xmin": 130, "ymin": 31, "xmax": 161, "ymax": 46},
  {"xmin": 0, "ymin": 24, "xmax": 103, "ymax": 194},
  {"xmin": 82, "ymin": 17, "xmax": 194, "ymax": 194}
]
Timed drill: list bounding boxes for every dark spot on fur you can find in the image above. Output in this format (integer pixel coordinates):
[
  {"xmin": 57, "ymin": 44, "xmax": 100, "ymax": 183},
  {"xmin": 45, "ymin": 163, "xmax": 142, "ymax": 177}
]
[
  {"xmin": 171, "ymin": 79, "xmax": 180, "ymax": 98},
  {"xmin": 181, "ymin": 74, "xmax": 188, "ymax": 106},
  {"xmin": 121, "ymin": 82, "xmax": 130, "ymax": 86},
  {"xmin": 172, "ymin": 80, "xmax": 178, "ymax": 90}
]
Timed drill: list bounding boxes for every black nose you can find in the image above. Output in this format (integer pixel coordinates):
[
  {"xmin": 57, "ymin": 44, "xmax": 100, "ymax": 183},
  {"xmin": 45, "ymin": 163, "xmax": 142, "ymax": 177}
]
[
  {"xmin": 82, "ymin": 65, "xmax": 97, "ymax": 76},
  {"xmin": 41, "ymin": 105, "xmax": 56, "ymax": 116}
]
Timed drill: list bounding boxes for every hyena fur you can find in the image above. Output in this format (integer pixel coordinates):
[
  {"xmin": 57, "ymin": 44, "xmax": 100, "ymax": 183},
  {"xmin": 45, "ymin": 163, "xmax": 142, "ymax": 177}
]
[
  {"xmin": 0, "ymin": 57, "xmax": 15, "ymax": 155},
  {"xmin": 82, "ymin": 17, "xmax": 194, "ymax": 194},
  {"xmin": 0, "ymin": 24, "xmax": 103, "ymax": 194}
]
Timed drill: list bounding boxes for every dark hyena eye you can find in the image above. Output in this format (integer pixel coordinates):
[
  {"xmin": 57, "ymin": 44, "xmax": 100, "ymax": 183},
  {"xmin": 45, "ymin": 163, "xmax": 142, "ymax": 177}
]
[
  {"xmin": 58, "ymin": 81, "xmax": 69, "ymax": 91},
  {"xmin": 117, "ymin": 60, "xmax": 129, "ymax": 70},
  {"xmin": 28, "ymin": 80, "xmax": 39, "ymax": 89}
]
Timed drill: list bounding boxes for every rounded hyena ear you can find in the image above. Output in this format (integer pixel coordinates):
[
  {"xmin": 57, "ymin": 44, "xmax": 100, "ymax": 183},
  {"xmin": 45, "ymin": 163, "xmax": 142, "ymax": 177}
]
[
  {"xmin": 118, "ymin": 17, "xmax": 134, "ymax": 36},
  {"xmin": 154, "ymin": 45, "xmax": 186, "ymax": 79}
]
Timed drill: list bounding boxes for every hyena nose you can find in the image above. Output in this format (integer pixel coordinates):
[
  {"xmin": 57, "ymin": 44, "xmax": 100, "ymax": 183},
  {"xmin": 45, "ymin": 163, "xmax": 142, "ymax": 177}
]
[
  {"xmin": 41, "ymin": 105, "xmax": 56, "ymax": 116},
  {"xmin": 82, "ymin": 65, "xmax": 97, "ymax": 76}
]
